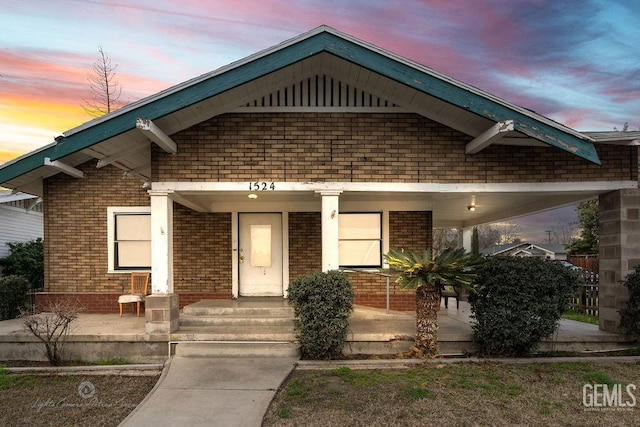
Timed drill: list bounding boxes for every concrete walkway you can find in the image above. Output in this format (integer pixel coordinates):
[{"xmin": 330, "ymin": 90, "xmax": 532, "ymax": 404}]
[{"xmin": 119, "ymin": 355, "xmax": 299, "ymax": 427}]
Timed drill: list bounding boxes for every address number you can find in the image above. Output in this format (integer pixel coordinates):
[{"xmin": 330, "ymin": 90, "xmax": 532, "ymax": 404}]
[{"xmin": 248, "ymin": 181, "xmax": 276, "ymax": 191}]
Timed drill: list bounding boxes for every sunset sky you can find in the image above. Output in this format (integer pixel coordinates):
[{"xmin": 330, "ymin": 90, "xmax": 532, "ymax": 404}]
[{"xmin": 1, "ymin": 0, "xmax": 638, "ymax": 241}]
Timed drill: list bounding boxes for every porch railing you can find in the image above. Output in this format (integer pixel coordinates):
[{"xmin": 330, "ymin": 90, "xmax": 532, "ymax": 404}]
[{"xmin": 339, "ymin": 268, "xmax": 392, "ymax": 314}]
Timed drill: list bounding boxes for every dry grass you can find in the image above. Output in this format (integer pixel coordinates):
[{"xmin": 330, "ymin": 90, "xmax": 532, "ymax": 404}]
[
  {"xmin": 0, "ymin": 368, "xmax": 159, "ymax": 427},
  {"xmin": 263, "ymin": 361, "xmax": 640, "ymax": 427}
]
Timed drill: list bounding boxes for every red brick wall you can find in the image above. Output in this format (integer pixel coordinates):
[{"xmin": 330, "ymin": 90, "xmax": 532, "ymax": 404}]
[
  {"xmin": 173, "ymin": 205, "xmax": 232, "ymax": 295},
  {"xmin": 154, "ymin": 113, "xmax": 636, "ymax": 184},
  {"xmin": 36, "ymin": 293, "xmax": 122, "ymax": 314},
  {"xmin": 35, "ymin": 292, "xmax": 233, "ymax": 313}
]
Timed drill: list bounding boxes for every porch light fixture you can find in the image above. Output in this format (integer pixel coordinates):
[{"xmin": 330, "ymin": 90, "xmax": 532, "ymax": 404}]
[
  {"xmin": 467, "ymin": 195, "xmax": 477, "ymax": 212},
  {"xmin": 248, "ymin": 193, "xmax": 258, "ymax": 199}
]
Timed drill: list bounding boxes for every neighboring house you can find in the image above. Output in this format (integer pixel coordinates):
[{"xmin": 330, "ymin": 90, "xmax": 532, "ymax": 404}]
[
  {"xmin": 483, "ymin": 243, "xmax": 568, "ymax": 260},
  {"xmin": 0, "ymin": 191, "xmax": 43, "ymax": 259},
  {"xmin": 0, "ymin": 27, "xmax": 637, "ymax": 334}
]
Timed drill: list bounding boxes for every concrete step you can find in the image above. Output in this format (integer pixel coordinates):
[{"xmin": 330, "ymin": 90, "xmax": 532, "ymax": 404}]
[
  {"xmin": 182, "ymin": 305, "xmax": 294, "ymax": 317},
  {"xmin": 172, "ymin": 325, "xmax": 296, "ymax": 342},
  {"xmin": 173, "ymin": 341, "xmax": 300, "ymax": 358},
  {"xmin": 180, "ymin": 315, "xmax": 295, "ymax": 327}
]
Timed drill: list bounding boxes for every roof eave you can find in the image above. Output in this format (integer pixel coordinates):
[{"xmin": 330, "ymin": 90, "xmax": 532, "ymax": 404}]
[{"xmin": 0, "ymin": 26, "xmax": 602, "ymax": 185}]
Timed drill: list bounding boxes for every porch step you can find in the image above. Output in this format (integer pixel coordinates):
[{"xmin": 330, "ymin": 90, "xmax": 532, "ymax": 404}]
[
  {"xmin": 182, "ymin": 300, "xmax": 294, "ymax": 318},
  {"xmin": 173, "ymin": 341, "xmax": 300, "ymax": 358},
  {"xmin": 172, "ymin": 325, "xmax": 296, "ymax": 342},
  {"xmin": 180, "ymin": 315, "xmax": 295, "ymax": 327},
  {"xmin": 183, "ymin": 306, "xmax": 295, "ymax": 317}
]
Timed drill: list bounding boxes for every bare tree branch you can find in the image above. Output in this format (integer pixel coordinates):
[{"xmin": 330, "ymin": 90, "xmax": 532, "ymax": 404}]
[{"xmin": 82, "ymin": 46, "xmax": 122, "ymax": 117}]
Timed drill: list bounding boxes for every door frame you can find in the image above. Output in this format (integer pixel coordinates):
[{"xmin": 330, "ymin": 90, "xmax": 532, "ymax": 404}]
[{"xmin": 231, "ymin": 211, "xmax": 289, "ymax": 298}]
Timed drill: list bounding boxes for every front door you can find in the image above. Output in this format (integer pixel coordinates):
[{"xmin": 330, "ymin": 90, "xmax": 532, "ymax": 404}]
[{"xmin": 238, "ymin": 213, "xmax": 283, "ymax": 296}]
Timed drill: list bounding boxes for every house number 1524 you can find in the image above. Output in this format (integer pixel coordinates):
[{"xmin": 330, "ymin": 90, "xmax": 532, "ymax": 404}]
[{"xmin": 249, "ymin": 181, "xmax": 276, "ymax": 191}]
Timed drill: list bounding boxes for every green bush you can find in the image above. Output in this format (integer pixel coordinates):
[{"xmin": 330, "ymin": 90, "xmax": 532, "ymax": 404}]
[
  {"xmin": 620, "ymin": 266, "xmax": 640, "ymax": 339},
  {"xmin": 469, "ymin": 257, "xmax": 581, "ymax": 357},
  {"xmin": 0, "ymin": 239, "xmax": 44, "ymax": 291},
  {"xmin": 287, "ymin": 271, "xmax": 354, "ymax": 359},
  {"xmin": 0, "ymin": 275, "xmax": 31, "ymax": 320}
]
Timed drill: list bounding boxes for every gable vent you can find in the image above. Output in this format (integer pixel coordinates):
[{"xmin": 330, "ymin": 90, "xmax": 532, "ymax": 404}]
[{"xmin": 239, "ymin": 75, "xmax": 400, "ymax": 110}]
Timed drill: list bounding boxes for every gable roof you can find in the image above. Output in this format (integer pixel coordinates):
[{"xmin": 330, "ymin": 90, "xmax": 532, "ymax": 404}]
[
  {"xmin": 483, "ymin": 242, "xmax": 567, "ymax": 257},
  {"xmin": 0, "ymin": 26, "xmax": 602, "ymax": 195}
]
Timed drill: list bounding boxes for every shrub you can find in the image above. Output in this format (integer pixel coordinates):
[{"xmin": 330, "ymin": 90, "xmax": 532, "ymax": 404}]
[
  {"xmin": 0, "ymin": 275, "xmax": 31, "ymax": 320},
  {"xmin": 469, "ymin": 257, "xmax": 581, "ymax": 357},
  {"xmin": 0, "ymin": 239, "xmax": 44, "ymax": 291},
  {"xmin": 620, "ymin": 266, "xmax": 640, "ymax": 339},
  {"xmin": 21, "ymin": 299, "xmax": 84, "ymax": 365},
  {"xmin": 287, "ymin": 271, "xmax": 354, "ymax": 359}
]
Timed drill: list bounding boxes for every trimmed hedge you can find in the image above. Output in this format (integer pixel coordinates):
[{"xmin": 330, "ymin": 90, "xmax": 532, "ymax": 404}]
[
  {"xmin": 469, "ymin": 257, "xmax": 581, "ymax": 357},
  {"xmin": 287, "ymin": 271, "xmax": 354, "ymax": 359},
  {"xmin": 620, "ymin": 266, "xmax": 640, "ymax": 339}
]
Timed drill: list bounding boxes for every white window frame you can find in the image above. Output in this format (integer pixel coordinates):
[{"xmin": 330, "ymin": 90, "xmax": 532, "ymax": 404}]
[
  {"xmin": 107, "ymin": 206, "xmax": 151, "ymax": 272},
  {"xmin": 338, "ymin": 212, "xmax": 383, "ymax": 268}
]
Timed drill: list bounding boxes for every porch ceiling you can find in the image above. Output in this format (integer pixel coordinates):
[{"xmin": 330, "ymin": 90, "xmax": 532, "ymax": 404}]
[{"xmin": 171, "ymin": 186, "xmax": 608, "ymax": 228}]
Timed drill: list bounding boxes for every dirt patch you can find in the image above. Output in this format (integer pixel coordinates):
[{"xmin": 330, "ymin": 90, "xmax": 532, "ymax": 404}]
[{"xmin": 0, "ymin": 364, "xmax": 159, "ymax": 427}]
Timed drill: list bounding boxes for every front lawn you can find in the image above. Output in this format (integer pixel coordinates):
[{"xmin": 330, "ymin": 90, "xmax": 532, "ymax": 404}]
[
  {"xmin": 263, "ymin": 362, "xmax": 640, "ymax": 426},
  {"xmin": 562, "ymin": 310, "xmax": 599, "ymax": 325}
]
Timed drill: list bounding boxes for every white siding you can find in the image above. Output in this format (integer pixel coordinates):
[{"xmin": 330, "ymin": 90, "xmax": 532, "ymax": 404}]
[{"xmin": 0, "ymin": 204, "xmax": 44, "ymax": 258}]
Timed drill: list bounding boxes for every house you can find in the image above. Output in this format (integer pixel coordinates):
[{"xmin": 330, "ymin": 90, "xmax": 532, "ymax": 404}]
[
  {"xmin": 0, "ymin": 27, "xmax": 637, "ymax": 334},
  {"xmin": 483, "ymin": 242, "xmax": 568, "ymax": 260},
  {"xmin": 0, "ymin": 191, "xmax": 43, "ymax": 259}
]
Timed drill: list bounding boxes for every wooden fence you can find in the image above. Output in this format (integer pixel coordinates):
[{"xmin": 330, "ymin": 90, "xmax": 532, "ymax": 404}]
[{"xmin": 568, "ymin": 257, "xmax": 599, "ymax": 316}]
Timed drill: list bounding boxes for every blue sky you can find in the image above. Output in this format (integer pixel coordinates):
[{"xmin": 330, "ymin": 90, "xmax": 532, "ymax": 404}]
[{"xmin": 1, "ymin": 0, "xmax": 638, "ymax": 241}]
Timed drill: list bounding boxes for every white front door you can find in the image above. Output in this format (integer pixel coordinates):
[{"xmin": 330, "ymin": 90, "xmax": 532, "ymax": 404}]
[{"xmin": 238, "ymin": 213, "xmax": 283, "ymax": 296}]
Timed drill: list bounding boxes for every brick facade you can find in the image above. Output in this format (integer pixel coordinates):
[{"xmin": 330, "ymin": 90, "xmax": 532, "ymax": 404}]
[
  {"xmin": 39, "ymin": 112, "xmax": 638, "ymax": 313},
  {"xmin": 173, "ymin": 205, "xmax": 232, "ymax": 295},
  {"xmin": 288, "ymin": 211, "xmax": 431, "ymax": 311},
  {"xmin": 153, "ymin": 113, "xmax": 636, "ymax": 184},
  {"xmin": 43, "ymin": 163, "xmax": 149, "ymax": 294},
  {"xmin": 288, "ymin": 212, "xmax": 322, "ymax": 280}
]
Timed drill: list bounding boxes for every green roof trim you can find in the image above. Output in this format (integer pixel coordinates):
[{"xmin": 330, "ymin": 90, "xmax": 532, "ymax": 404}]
[{"xmin": 0, "ymin": 28, "xmax": 600, "ymax": 184}]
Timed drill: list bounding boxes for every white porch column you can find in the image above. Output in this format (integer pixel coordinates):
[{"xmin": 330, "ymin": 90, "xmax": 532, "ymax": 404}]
[
  {"xmin": 461, "ymin": 227, "xmax": 473, "ymax": 252},
  {"xmin": 317, "ymin": 190, "xmax": 342, "ymax": 272},
  {"xmin": 149, "ymin": 190, "xmax": 174, "ymax": 294}
]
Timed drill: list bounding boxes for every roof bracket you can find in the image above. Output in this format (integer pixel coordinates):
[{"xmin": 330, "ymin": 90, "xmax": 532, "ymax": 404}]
[
  {"xmin": 43, "ymin": 157, "xmax": 84, "ymax": 179},
  {"xmin": 466, "ymin": 120, "xmax": 515, "ymax": 154},
  {"xmin": 136, "ymin": 118, "xmax": 177, "ymax": 154}
]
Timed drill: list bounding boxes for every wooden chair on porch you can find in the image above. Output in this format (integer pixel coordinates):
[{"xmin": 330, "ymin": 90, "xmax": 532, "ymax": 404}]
[
  {"xmin": 118, "ymin": 272, "xmax": 150, "ymax": 317},
  {"xmin": 439, "ymin": 283, "xmax": 460, "ymax": 309}
]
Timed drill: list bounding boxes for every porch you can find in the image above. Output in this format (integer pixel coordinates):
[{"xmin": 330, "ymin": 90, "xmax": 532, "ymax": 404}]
[{"xmin": 0, "ymin": 299, "xmax": 631, "ymax": 363}]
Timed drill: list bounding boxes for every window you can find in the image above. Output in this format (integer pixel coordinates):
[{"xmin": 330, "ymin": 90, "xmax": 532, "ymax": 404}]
[
  {"xmin": 338, "ymin": 213, "xmax": 382, "ymax": 267},
  {"xmin": 107, "ymin": 207, "xmax": 151, "ymax": 271}
]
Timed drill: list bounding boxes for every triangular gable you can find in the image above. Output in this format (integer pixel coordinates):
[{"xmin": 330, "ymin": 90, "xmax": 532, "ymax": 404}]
[{"xmin": 0, "ymin": 26, "xmax": 601, "ymax": 190}]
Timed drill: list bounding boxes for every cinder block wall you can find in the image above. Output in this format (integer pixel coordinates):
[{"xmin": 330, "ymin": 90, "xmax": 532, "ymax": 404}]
[{"xmin": 599, "ymin": 189, "xmax": 640, "ymax": 332}]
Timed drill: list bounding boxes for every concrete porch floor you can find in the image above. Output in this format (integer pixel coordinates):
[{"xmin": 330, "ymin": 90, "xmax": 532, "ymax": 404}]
[{"xmin": 0, "ymin": 300, "xmax": 633, "ymax": 362}]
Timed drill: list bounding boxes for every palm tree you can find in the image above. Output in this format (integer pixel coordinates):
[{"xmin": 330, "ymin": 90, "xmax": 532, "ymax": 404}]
[{"xmin": 384, "ymin": 247, "xmax": 484, "ymax": 357}]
